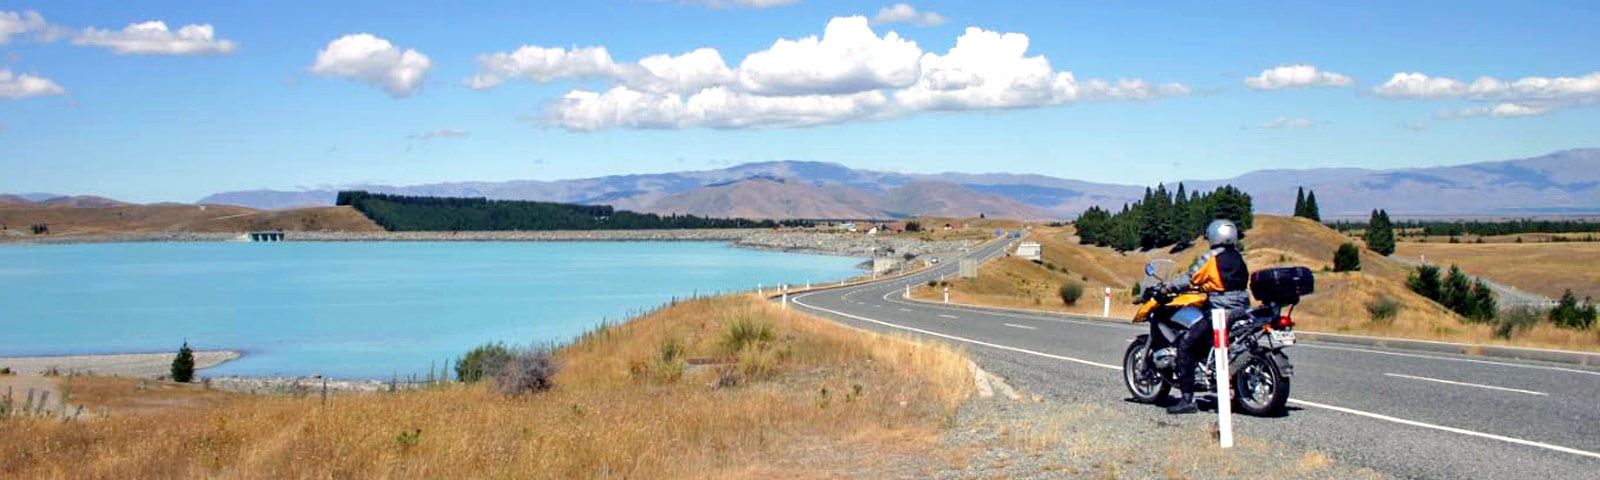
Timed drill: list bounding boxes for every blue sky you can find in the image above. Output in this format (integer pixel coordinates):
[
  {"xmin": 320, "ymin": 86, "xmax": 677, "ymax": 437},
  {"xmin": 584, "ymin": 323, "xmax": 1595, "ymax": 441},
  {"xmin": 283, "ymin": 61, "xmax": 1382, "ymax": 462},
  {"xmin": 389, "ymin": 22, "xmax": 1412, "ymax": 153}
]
[{"xmin": 2, "ymin": 1, "xmax": 1597, "ymax": 202}]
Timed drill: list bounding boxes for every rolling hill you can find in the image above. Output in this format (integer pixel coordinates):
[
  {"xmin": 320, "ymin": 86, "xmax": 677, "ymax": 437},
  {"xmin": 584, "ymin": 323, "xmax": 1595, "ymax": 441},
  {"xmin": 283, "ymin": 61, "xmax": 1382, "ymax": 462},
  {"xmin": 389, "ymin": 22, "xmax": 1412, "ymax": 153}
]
[{"xmin": 194, "ymin": 148, "xmax": 1600, "ymax": 220}]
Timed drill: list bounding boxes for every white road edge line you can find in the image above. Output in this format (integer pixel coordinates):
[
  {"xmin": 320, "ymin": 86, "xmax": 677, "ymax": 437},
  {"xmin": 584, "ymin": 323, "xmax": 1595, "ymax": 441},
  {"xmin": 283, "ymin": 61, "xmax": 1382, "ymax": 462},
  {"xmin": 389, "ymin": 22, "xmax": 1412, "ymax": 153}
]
[
  {"xmin": 1287, "ymin": 399, "xmax": 1599, "ymax": 460},
  {"xmin": 792, "ymin": 292, "xmax": 1600, "ymax": 461},
  {"xmin": 1383, "ymin": 373, "xmax": 1547, "ymax": 396},
  {"xmin": 938, "ymin": 314, "xmax": 960, "ymax": 319},
  {"xmin": 1003, "ymin": 323, "xmax": 1037, "ymax": 330}
]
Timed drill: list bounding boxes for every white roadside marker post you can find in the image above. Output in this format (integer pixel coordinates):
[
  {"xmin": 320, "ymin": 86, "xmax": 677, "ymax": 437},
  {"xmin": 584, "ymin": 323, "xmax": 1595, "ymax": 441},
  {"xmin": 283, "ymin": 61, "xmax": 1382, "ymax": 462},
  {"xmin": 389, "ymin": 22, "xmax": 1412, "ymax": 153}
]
[
  {"xmin": 943, "ymin": 286, "xmax": 950, "ymax": 304},
  {"xmin": 905, "ymin": 284, "xmax": 911, "ymax": 298},
  {"xmin": 1212, "ymin": 308, "xmax": 1234, "ymax": 449},
  {"xmin": 805, "ymin": 280, "xmax": 810, "ymax": 290},
  {"xmin": 758, "ymin": 283, "xmax": 764, "ymax": 296},
  {"xmin": 781, "ymin": 285, "xmax": 788, "ymax": 309},
  {"xmin": 1102, "ymin": 287, "xmax": 1112, "ymax": 317}
]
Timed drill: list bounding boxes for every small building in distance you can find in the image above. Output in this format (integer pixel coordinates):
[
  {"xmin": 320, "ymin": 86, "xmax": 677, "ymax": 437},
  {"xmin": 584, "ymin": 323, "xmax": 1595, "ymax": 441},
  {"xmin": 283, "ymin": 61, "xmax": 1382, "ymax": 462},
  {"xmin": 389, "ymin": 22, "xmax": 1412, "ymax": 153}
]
[
  {"xmin": 1014, "ymin": 241, "xmax": 1042, "ymax": 261},
  {"xmin": 943, "ymin": 221, "xmax": 965, "ymax": 230}
]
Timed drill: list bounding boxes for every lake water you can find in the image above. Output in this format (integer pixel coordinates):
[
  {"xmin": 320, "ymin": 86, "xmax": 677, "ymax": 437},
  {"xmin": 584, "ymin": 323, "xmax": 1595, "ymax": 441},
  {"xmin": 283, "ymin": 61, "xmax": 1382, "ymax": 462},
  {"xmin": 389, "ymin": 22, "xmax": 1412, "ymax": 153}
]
[{"xmin": 0, "ymin": 241, "xmax": 861, "ymax": 379}]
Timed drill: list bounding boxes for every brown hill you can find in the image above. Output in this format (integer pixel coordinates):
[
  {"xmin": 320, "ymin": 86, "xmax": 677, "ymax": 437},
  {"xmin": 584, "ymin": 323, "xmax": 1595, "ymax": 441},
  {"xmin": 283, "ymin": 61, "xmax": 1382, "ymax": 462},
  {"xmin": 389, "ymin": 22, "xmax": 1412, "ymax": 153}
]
[
  {"xmin": 0, "ymin": 195, "xmax": 33, "ymax": 207},
  {"xmin": 878, "ymin": 182, "xmax": 1052, "ymax": 220},
  {"xmin": 0, "ymin": 205, "xmax": 381, "ymax": 234},
  {"xmin": 645, "ymin": 178, "xmax": 886, "ymax": 219},
  {"xmin": 34, "ymin": 195, "xmax": 134, "ymax": 208}
]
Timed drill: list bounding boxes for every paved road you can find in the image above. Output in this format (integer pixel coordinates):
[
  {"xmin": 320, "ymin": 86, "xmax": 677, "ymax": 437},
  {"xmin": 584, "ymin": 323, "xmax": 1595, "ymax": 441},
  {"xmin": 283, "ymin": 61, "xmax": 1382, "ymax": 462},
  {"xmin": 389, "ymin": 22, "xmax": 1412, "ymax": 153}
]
[{"xmin": 789, "ymin": 239, "xmax": 1600, "ymax": 478}]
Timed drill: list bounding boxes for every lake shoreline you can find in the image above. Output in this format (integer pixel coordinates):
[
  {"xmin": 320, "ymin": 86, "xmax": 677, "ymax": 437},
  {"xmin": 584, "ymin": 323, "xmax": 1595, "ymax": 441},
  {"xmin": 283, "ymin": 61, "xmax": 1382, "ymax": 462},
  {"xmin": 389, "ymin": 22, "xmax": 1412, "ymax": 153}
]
[
  {"xmin": 0, "ymin": 229, "xmax": 983, "ymax": 259},
  {"xmin": 0, "ymin": 350, "xmax": 241, "ymax": 378}
]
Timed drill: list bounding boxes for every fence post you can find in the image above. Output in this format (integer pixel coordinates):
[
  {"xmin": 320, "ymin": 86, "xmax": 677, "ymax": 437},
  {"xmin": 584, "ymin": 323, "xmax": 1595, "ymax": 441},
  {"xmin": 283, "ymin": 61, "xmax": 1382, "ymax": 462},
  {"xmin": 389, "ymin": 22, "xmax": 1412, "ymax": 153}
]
[{"xmin": 1212, "ymin": 308, "xmax": 1234, "ymax": 449}]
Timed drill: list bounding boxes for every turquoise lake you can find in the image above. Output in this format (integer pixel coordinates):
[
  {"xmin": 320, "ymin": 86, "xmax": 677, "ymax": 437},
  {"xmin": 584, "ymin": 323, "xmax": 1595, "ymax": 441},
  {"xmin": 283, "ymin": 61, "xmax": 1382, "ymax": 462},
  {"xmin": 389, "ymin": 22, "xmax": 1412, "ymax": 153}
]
[{"xmin": 0, "ymin": 242, "xmax": 861, "ymax": 379}]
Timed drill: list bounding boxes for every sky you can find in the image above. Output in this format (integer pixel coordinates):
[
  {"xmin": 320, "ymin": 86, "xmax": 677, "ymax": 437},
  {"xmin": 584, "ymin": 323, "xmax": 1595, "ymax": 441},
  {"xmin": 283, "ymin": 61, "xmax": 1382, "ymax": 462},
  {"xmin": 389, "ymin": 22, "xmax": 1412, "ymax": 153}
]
[{"xmin": 1, "ymin": 0, "xmax": 1597, "ymax": 203}]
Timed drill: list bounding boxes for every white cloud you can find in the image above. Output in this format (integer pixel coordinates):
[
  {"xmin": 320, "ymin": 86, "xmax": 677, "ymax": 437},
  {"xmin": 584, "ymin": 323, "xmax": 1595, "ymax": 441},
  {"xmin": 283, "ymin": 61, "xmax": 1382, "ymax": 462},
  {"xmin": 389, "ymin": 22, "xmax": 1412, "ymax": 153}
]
[
  {"xmin": 408, "ymin": 129, "xmax": 470, "ymax": 139},
  {"xmin": 1259, "ymin": 116, "xmax": 1318, "ymax": 129},
  {"xmin": 311, "ymin": 34, "xmax": 432, "ymax": 98},
  {"xmin": 0, "ymin": 69, "xmax": 65, "ymax": 99},
  {"xmin": 505, "ymin": 17, "xmax": 1186, "ymax": 131},
  {"xmin": 873, "ymin": 3, "xmax": 948, "ymax": 27},
  {"xmin": 1377, "ymin": 71, "xmax": 1600, "ymax": 118},
  {"xmin": 676, "ymin": 0, "xmax": 799, "ymax": 8},
  {"xmin": 73, "ymin": 21, "xmax": 236, "ymax": 55},
  {"xmin": 736, "ymin": 16, "xmax": 923, "ymax": 95},
  {"xmin": 1244, "ymin": 64, "xmax": 1354, "ymax": 90},
  {"xmin": 0, "ymin": 10, "xmax": 49, "ymax": 44}
]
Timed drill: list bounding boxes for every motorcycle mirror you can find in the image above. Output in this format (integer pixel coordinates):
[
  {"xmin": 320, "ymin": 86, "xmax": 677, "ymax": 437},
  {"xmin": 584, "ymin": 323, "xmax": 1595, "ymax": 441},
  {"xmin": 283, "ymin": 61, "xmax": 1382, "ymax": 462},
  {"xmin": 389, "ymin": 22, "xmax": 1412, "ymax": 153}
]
[{"xmin": 1144, "ymin": 263, "xmax": 1156, "ymax": 277}]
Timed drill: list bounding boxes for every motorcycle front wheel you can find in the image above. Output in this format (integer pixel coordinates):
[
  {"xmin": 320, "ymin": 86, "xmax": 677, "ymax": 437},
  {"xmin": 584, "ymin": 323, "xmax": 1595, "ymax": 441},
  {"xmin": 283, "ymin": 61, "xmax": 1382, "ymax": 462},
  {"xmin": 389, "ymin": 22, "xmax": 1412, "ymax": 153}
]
[
  {"xmin": 1233, "ymin": 353, "xmax": 1291, "ymax": 417},
  {"xmin": 1123, "ymin": 336, "xmax": 1170, "ymax": 403}
]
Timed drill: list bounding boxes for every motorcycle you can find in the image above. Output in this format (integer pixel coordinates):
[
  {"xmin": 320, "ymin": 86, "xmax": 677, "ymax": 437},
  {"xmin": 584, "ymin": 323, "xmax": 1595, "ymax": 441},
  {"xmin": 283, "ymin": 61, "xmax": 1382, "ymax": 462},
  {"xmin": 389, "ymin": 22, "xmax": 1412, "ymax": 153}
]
[{"xmin": 1121, "ymin": 260, "xmax": 1313, "ymax": 416}]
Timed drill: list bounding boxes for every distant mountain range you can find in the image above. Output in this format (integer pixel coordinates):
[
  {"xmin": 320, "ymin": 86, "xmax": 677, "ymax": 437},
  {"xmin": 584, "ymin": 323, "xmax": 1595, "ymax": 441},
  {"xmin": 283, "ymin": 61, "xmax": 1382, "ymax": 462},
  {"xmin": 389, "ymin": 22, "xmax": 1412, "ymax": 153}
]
[
  {"xmin": 14, "ymin": 149, "xmax": 1599, "ymax": 220},
  {"xmin": 0, "ymin": 194, "xmax": 133, "ymax": 208}
]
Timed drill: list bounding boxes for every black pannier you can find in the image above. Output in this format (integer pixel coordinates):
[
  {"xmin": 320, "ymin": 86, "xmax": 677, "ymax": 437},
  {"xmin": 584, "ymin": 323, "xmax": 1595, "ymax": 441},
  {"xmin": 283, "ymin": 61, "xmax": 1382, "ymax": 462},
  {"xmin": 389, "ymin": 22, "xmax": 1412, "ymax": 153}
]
[{"xmin": 1250, "ymin": 266, "xmax": 1315, "ymax": 304}]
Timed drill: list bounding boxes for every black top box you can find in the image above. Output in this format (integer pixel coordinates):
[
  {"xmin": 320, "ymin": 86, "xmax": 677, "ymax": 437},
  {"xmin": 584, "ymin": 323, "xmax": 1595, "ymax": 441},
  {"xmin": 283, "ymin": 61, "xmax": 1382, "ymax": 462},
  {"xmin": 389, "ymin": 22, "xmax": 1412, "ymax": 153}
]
[{"xmin": 1251, "ymin": 266, "xmax": 1315, "ymax": 304}]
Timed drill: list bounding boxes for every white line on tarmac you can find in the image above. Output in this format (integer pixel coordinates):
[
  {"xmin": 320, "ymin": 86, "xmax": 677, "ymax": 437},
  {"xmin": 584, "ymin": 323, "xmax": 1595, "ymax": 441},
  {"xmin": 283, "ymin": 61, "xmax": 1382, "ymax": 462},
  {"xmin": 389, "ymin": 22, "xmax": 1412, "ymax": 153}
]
[
  {"xmin": 1004, "ymin": 323, "xmax": 1037, "ymax": 330},
  {"xmin": 1383, "ymin": 373, "xmax": 1547, "ymax": 396},
  {"xmin": 1303, "ymin": 343, "xmax": 1600, "ymax": 377},
  {"xmin": 939, "ymin": 314, "xmax": 960, "ymax": 319},
  {"xmin": 898, "ymin": 308, "xmax": 912, "ymax": 312},
  {"xmin": 791, "ymin": 292, "xmax": 1600, "ymax": 462}
]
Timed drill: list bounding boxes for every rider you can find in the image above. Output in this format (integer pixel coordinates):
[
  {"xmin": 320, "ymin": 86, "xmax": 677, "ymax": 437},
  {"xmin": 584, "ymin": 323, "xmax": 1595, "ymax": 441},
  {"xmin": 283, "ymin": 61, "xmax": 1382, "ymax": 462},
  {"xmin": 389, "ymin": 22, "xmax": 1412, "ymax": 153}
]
[{"xmin": 1166, "ymin": 219, "xmax": 1250, "ymax": 414}]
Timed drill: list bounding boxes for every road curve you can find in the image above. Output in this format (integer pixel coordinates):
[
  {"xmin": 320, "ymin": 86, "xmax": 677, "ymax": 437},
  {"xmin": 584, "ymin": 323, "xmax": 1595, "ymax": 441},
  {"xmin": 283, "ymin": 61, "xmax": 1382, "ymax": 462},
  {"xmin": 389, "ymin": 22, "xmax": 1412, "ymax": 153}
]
[{"xmin": 789, "ymin": 239, "xmax": 1600, "ymax": 479}]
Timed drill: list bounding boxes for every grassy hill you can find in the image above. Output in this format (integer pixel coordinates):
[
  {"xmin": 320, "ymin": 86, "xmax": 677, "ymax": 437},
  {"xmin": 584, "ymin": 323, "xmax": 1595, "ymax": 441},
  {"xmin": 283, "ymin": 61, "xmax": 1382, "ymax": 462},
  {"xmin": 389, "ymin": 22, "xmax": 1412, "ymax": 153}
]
[{"xmin": 918, "ymin": 215, "xmax": 1600, "ymax": 352}]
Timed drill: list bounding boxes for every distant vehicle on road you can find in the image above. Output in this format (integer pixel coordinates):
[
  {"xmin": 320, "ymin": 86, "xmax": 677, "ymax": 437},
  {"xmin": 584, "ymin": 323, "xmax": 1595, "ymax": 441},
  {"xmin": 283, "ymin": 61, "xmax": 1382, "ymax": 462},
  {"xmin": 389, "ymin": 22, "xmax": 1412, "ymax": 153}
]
[{"xmin": 929, "ymin": 257, "xmax": 940, "ymax": 264}]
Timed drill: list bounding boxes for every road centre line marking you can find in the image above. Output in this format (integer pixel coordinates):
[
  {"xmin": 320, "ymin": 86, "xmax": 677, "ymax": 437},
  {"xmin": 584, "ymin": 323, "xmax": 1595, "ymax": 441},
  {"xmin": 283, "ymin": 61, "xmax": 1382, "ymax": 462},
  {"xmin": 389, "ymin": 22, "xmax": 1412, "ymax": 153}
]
[
  {"xmin": 793, "ymin": 290, "xmax": 1600, "ymax": 462},
  {"xmin": 1383, "ymin": 373, "xmax": 1547, "ymax": 396},
  {"xmin": 1004, "ymin": 323, "xmax": 1037, "ymax": 330},
  {"xmin": 898, "ymin": 308, "xmax": 912, "ymax": 312},
  {"xmin": 938, "ymin": 314, "xmax": 960, "ymax": 319},
  {"xmin": 1302, "ymin": 343, "xmax": 1600, "ymax": 377}
]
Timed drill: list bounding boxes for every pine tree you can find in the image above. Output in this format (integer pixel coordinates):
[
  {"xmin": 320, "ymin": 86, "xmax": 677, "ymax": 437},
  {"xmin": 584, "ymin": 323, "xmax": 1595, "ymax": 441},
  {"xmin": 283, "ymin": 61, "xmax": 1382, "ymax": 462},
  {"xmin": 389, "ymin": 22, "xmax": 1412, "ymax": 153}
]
[
  {"xmin": 171, "ymin": 341, "xmax": 196, "ymax": 383},
  {"xmin": 1468, "ymin": 280, "xmax": 1497, "ymax": 323},
  {"xmin": 1304, "ymin": 190, "xmax": 1321, "ymax": 222},
  {"xmin": 1294, "ymin": 187, "xmax": 1307, "ymax": 218},
  {"xmin": 1364, "ymin": 209, "xmax": 1396, "ymax": 256},
  {"xmin": 1407, "ymin": 264, "xmax": 1442, "ymax": 301}
]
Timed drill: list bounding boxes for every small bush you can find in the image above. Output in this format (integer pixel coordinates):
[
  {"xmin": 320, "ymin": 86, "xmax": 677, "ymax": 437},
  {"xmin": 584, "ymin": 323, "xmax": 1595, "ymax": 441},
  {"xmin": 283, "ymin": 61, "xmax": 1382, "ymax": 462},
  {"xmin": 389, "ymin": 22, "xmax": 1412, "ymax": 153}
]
[
  {"xmin": 456, "ymin": 343, "xmax": 513, "ymax": 383},
  {"xmin": 1059, "ymin": 283, "xmax": 1084, "ymax": 306},
  {"xmin": 1549, "ymin": 290, "xmax": 1598, "ymax": 330},
  {"xmin": 171, "ymin": 342, "xmax": 195, "ymax": 383},
  {"xmin": 1333, "ymin": 243, "xmax": 1361, "ymax": 272},
  {"xmin": 1495, "ymin": 306, "xmax": 1543, "ymax": 339},
  {"xmin": 494, "ymin": 347, "xmax": 558, "ymax": 396},
  {"xmin": 1365, "ymin": 297, "xmax": 1400, "ymax": 324},
  {"xmin": 721, "ymin": 317, "xmax": 775, "ymax": 353}
]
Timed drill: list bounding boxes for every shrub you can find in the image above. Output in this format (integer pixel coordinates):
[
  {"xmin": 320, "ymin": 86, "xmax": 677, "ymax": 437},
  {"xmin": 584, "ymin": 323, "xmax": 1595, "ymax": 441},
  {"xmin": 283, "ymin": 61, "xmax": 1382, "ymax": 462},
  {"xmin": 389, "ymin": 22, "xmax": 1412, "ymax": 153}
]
[
  {"xmin": 494, "ymin": 347, "xmax": 558, "ymax": 396},
  {"xmin": 171, "ymin": 342, "xmax": 195, "ymax": 383},
  {"xmin": 1333, "ymin": 243, "xmax": 1361, "ymax": 272},
  {"xmin": 456, "ymin": 343, "xmax": 513, "ymax": 383},
  {"xmin": 1407, "ymin": 265, "xmax": 1442, "ymax": 301},
  {"xmin": 1496, "ymin": 306, "xmax": 1543, "ymax": 339},
  {"xmin": 1365, "ymin": 297, "xmax": 1400, "ymax": 324},
  {"xmin": 721, "ymin": 317, "xmax": 775, "ymax": 353},
  {"xmin": 1058, "ymin": 283, "xmax": 1084, "ymax": 306}
]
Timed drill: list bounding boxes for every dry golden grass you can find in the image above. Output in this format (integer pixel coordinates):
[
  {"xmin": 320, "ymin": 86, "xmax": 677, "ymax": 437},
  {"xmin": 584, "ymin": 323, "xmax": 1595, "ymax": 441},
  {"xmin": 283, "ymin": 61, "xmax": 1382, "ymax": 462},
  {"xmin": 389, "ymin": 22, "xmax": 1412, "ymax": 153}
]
[
  {"xmin": 1395, "ymin": 241, "xmax": 1600, "ymax": 301},
  {"xmin": 0, "ymin": 295, "xmax": 972, "ymax": 479},
  {"xmin": 0, "ymin": 205, "xmax": 382, "ymax": 234}
]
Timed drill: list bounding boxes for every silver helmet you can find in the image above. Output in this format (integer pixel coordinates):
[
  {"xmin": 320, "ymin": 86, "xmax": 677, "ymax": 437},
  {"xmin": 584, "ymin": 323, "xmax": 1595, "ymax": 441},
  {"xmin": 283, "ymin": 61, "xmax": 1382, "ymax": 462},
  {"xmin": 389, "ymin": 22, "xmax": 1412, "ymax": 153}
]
[{"xmin": 1205, "ymin": 219, "xmax": 1239, "ymax": 247}]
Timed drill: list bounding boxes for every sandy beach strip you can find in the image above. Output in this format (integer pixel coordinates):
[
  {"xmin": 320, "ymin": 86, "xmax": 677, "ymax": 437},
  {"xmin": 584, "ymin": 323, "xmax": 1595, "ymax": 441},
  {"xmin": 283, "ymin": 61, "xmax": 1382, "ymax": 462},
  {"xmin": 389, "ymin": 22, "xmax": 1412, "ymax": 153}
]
[{"xmin": 0, "ymin": 351, "xmax": 240, "ymax": 378}]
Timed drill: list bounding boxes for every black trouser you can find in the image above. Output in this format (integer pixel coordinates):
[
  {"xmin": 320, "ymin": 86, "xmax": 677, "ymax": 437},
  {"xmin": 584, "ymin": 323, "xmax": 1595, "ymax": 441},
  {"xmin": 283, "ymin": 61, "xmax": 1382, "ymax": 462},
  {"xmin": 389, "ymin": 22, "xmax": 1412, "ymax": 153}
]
[{"xmin": 1175, "ymin": 316, "xmax": 1213, "ymax": 395}]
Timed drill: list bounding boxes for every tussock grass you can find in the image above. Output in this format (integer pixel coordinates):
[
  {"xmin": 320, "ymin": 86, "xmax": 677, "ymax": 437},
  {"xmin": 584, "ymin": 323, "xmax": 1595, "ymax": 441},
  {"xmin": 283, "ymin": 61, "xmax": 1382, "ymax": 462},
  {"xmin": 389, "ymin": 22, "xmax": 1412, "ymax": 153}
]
[{"xmin": 0, "ymin": 295, "xmax": 972, "ymax": 479}]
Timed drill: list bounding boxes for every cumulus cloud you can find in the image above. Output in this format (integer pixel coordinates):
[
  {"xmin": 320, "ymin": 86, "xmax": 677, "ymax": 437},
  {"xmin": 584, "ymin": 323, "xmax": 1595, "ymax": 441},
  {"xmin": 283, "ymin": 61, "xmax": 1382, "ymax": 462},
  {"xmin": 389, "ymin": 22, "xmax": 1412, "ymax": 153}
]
[
  {"xmin": 74, "ymin": 20, "xmax": 236, "ymax": 55},
  {"xmin": 1244, "ymin": 64, "xmax": 1354, "ymax": 90},
  {"xmin": 1259, "ymin": 116, "xmax": 1318, "ymax": 129},
  {"xmin": 0, "ymin": 10, "xmax": 50, "ymax": 44},
  {"xmin": 408, "ymin": 129, "xmax": 470, "ymax": 139},
  {"xmin": 312, "ymin": 34, "xmax": 432, "ymax": 98},
  {"xmin": 873, "ymin": 3, "xmax": 948, "ymax": 26},
  {"xmin": 0, "ymin": 69, "xmax": 65, "ymax": 99},
  {"xmin": 483, "ymin": 17, "xmax": 1186, "ymax": 131},
  {"xmin": 1377, "ymin": 71, "xmax": 1600, "ymax": 118}
]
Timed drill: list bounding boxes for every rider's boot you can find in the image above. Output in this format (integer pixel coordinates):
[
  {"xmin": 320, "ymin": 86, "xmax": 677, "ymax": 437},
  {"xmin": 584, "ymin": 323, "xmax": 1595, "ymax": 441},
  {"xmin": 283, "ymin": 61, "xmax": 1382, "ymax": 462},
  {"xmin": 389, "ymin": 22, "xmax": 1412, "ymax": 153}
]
[{"xmin": 1166, "ymin": 392, "xmax": 1198, "ymax": 414}]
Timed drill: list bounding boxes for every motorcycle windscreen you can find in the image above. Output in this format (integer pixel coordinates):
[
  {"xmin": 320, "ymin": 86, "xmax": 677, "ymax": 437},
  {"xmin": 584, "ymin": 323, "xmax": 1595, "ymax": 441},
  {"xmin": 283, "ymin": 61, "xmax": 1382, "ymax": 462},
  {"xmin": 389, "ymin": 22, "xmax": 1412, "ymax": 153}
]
[{"xmin": 1169, "ymin": 306, "xmax": 1205, "ymax": 328}]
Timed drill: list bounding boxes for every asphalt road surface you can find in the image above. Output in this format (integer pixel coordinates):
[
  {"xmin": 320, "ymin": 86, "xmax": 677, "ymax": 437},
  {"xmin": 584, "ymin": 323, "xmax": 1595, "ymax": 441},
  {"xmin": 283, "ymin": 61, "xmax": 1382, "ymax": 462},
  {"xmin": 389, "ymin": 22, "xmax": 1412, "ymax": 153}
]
[{"xmin": 790, "ymin": 239, "xmax": 1600, "ymax": 478}]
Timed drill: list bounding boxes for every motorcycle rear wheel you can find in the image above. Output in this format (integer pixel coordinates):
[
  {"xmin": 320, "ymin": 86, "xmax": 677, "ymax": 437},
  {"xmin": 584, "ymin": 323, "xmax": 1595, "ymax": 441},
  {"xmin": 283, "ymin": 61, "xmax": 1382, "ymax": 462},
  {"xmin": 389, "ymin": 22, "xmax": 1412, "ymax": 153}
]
[
  {"xmin": 1123, "ymin": 337, "xmax": 1170, "ymax": 403},
  {"xmin": 1233, "ymin": 354, "xmax": 1291, "ymax": 416}
]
